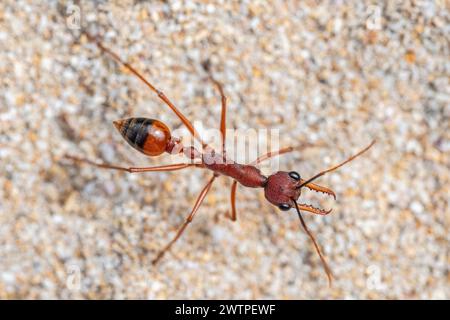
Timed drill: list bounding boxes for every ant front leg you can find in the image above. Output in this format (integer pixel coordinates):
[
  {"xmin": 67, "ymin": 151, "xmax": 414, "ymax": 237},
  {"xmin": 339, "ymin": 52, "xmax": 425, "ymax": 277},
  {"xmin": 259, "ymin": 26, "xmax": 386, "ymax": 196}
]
[
  {"xmin": 63, "ymin": 155, "xmax": 197, "ymax": 173},
  {"xmin": 252, "ymin": 146, "xmax": 294, "ymax": 165},
  {"xmin": 226, "ymin": 147, "xmax": 295, "ymax": 221},
  {"xmin": 252, "ymin": 141, "xmax": 327, "ymax": 165},
  {"xmin": 228, "ymin": 180, "xmax": 238, "ymax": 221},
  {"xmin": 152, "ymin": 174, "xmax": 217, "ymax": 264}
]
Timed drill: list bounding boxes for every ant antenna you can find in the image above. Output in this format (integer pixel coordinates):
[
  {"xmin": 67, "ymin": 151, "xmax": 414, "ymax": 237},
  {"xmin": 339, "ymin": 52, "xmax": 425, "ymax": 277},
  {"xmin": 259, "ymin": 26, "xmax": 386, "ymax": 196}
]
[
  {"xmin": 293, "ymin": 199, "xmax": 333, "ymax": 286},
  {"xmin": 297, "ymin": 140, "xmax": 376, "ymax": 190}
]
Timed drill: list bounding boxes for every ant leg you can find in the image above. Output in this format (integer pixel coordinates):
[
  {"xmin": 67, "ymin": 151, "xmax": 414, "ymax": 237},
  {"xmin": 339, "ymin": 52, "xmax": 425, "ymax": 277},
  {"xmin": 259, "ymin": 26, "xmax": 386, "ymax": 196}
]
[
  {"xmin": 253, "ymin": 141, "xmax": 327, "ymax": 165},
  {"xmin": 208, "ymin": 74, "xmax": 227, "ymax": 155},
  {"xmin": 252, "ymin": 146, "xmax": 294, "ymax": 165},
  {"xmin": 83, "ymin": 32, "xmax": 205, "ymax": 147},
  {"xmin": 227, "ymin": 180, "xmax": 238, "ymax": 221},
  {"xmin": 64, "ymin": 155, "xmax": 196, "ymax": 173},
  {"xmin": 202, "ymin": 61, "xmax": 227, "ymax": 156},
  {"xmin": 152, "ymin": 174, "xmax": 217, "ymax": 264}
]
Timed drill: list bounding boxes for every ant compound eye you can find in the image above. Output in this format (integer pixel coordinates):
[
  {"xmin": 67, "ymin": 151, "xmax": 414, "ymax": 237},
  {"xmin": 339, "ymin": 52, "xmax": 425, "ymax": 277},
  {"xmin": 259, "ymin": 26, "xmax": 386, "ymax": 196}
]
[
  {"xmin": 278, "ymin": 203, "xmax": 291, "ymax": 211},
  {"xmin": 289, "ymin": 171, "xmax": 301, "ymax": 181}
]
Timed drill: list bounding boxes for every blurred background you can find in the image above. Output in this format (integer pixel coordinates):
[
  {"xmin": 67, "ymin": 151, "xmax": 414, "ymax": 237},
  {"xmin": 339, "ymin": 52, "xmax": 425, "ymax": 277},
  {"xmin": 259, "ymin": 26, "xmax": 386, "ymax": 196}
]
[{"xmin": 0, "ymin": 0, "xmax": 448, "ymax": 299}]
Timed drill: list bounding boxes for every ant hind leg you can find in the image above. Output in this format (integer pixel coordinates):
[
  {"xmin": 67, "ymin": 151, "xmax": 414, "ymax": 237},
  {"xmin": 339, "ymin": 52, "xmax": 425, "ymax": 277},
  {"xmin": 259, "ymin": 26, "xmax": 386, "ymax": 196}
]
[
  {"xmin": 83, "ymin": 31, "xmax": 205, "ymax": 146},
  {"xmin": 63, "ymin": 155, "xmax": 194, "ymax": 173}
]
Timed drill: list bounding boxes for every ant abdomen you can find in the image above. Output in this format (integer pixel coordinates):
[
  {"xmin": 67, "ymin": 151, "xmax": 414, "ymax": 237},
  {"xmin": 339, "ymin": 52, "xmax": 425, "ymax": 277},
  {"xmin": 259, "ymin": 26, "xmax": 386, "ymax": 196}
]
[{"xmin": 113, "ymin": 117, "xmax": 171, "ymax": 156}]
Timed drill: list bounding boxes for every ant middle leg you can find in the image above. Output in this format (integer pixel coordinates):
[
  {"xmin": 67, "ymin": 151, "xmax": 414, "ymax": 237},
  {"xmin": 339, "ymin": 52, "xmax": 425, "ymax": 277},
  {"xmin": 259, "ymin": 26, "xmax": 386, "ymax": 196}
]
[
  {"xmin": 152, "ymin": 174, "xmax": 217, "ymax": 264},
  {"xmin": 202, "ymin": 60, "xmax": 228, "ymax": 156},
  {"xmin": 63, "ymin": 155, "xmax": 197, "ymax": 173},
  {"xmin": 211, "ymin": 77, "xmax": 227, "ymax": 155}
]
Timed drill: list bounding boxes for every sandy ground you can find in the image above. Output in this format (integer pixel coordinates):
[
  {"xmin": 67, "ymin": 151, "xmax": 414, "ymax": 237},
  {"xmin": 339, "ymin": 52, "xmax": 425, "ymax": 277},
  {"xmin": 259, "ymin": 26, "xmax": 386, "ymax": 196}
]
[{"xmin": 0, "ymin": 1, "xmax": 448, "ymax": 299}]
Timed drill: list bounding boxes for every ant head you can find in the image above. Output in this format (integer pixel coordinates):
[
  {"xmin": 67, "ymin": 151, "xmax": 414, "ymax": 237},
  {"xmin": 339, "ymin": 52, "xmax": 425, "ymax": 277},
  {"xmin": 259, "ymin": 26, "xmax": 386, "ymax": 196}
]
[
  {"xmin": 264, "ymin": 171, "xmax": 302, "ymax": 211},
  {"xmin": 264, "ymin": 170, "xmax": 335, "ymax": 285},
  {"xmin": 264, "ymin": 139, "xmax": 376, "ymax": 212}
]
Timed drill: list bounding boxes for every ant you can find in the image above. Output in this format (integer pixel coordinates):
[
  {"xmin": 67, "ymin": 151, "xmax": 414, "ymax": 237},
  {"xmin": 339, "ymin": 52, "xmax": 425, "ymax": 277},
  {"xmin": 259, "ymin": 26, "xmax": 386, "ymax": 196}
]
[{"xmin": 65, "ymin": 32, "xmax": 375, "ymax": 286}]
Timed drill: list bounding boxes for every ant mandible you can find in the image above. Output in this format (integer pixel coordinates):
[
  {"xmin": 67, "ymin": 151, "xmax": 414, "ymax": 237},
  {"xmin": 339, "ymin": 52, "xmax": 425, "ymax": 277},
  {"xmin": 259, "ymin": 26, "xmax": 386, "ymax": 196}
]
[{"xmin": 66, "ymin": 32, "xmax": 375, "ymax": 286}]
